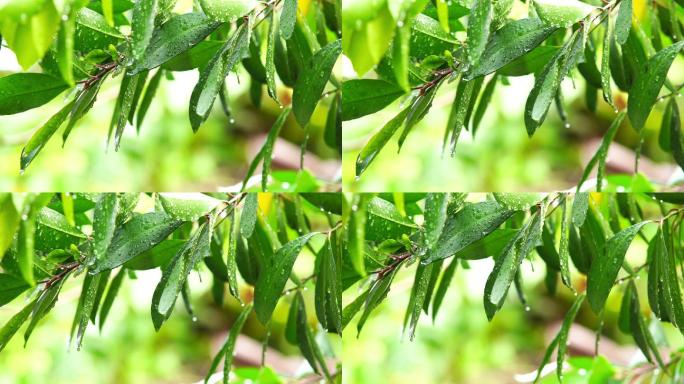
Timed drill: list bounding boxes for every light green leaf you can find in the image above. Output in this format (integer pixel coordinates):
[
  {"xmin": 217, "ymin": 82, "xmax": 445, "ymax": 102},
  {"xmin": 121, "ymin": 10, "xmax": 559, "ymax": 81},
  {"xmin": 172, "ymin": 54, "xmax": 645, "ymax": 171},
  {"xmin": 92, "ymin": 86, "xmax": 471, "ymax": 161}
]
[
  {"xmin": 131, "ymin": 0, "xmax": 158, "ymax": 63},
  {"xmin": 159, "ymin": 193, "xmax": 222, "ymax": 221},
  {"xmin": 467, "ymin": 0, "xmax": 492, "ymax": 66},
  {"xmin": 92, "ymin": 194, "xmax": 119, "ymax": 262}
]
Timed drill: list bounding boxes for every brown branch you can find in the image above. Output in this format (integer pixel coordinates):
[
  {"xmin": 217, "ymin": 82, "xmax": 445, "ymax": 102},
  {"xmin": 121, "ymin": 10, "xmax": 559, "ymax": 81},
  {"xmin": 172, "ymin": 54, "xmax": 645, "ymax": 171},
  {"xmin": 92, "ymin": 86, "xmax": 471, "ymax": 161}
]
[{"xmin": 38, "ymin": 261, "xmax": 81, "ymax": 288}]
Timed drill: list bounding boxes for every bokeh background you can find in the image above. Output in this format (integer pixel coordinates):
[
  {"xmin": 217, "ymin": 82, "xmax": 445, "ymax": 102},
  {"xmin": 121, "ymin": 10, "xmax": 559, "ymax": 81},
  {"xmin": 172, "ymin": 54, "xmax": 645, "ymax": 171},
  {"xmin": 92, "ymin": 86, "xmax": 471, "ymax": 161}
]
[{"xmin": 0, "ymin": 0, "xmax": 341, "ymax": 192}]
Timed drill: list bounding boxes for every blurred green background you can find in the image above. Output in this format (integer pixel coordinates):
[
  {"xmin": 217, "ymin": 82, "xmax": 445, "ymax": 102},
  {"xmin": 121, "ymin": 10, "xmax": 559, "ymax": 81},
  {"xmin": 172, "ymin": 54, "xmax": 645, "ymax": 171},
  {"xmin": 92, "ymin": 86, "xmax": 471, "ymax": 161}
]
[
  {"xmin": 342, "ymin": 60, "xmax": 684, "ymax": 192},
  {"xmin": 342, "ymin": 209, "xmax": 684, "ymax": 384}
]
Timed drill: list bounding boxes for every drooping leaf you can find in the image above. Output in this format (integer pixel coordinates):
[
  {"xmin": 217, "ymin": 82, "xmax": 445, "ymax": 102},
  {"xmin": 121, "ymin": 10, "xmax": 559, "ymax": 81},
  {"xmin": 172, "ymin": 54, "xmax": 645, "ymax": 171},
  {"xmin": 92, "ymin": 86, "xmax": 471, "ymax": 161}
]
[
  {"xmin": 587, "ymin": 221, "xmax": 649, "ymax": 314},
  {"xmin": 204, "ymin": 303, "xmax": 253, "ymax": 384},
  {"xmin": 466, "ymin": 18, "xmax": 557, "ymax": 80},
  {"xmin": 133, "ymin": 13, "xmax": 222, "ymax": 73},
  {"xmin": 292, "ymin": 39, "xmax": 341, "ymax": 127},
  {"xmin": 254, "ymin": 232, "xmax": 318, "ymax": 324},
  {"xmin": 91, "ymin": 212, "xmax": 183, "ymax": 273},
  {"xmin": 341, "ymin": 79, "xmax": 405, "ymax": 121},
  {"xmin": 20, "ymin": 100, "xmax": 75, "ymax": 171},
  {"xmin": 627, "ymin": 41, "xmax": 684, "ymax": 129},
  {"xmin": 261, "ymin": 107, "xmax": 292, "ymax": 191},
  {"xmin": 424, "ymin": 201, "xmax": 514, "ymax": 264},
  {"xmin": 0, "ymin": 73, "xmax": 68, "ymax": 116},
  {"xmin": 98, "ymin": 267, "xmax": 126, "ymax": 330},
  {"xmin": 355, "ymin": 105, "xmax": 411, "ymax": 176}
]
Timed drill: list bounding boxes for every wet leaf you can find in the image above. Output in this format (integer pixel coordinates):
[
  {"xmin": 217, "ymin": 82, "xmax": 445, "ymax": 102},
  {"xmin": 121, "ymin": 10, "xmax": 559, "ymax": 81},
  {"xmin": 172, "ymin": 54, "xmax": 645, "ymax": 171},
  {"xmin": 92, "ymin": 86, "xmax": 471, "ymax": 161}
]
[
  {"xmin": 254, "ymin": 232, "xmax": 318, "ymax": 324},
  {"xmin": 292, "ymin": 39, "xmax": 341, "ymax": 127},
  {"xmin": 159, "ymin": 193, "xmax": 222, "ymax": 221},
  {"xmin": 0, "ymin": 73, "xmax": 68, "ymax": 115},
  {"xmin": 587, "ymin": 221, "xmax": 648, "ymax": 314},
  {"xmin": 341, "ymin": 79, "xmax": 405, "ymax": 121}
]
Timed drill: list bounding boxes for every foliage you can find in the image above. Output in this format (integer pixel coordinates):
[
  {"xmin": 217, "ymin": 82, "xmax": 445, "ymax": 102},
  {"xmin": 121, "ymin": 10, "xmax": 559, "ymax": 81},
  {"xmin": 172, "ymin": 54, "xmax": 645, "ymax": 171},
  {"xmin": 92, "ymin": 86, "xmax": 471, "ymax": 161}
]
[
  {"xmin": 342, "ymin": 192, "xmax": 684, "ymax": 382},
  {"xmin": 0, "ymin": 192, "xmax": 342, "ymax": 383},
  {"xmin": 0, "ymin": 0, "xmax": 342, "ymax": 191},
  {"xmin": 344, "ymin": 0, "xmax": 684, "ymax": 191}
]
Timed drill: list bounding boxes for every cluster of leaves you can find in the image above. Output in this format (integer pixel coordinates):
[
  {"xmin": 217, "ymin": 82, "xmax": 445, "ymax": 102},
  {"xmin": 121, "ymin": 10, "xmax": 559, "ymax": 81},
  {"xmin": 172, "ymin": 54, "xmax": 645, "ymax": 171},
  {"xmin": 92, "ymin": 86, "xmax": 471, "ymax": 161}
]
[
  {"xmin": 341, "ymin": 192, "xmax": 684, "ymax": 382},
  {"xmin": 0, "ymin": 0, "xmax": 342, "ymax": 190},
  {"xmin": 345, "ymin": 0, "xmax": 684, "ymax": 188},
  {"xmin": 0, "ymin": 192, "xmax": 343, "ymax": 383}
]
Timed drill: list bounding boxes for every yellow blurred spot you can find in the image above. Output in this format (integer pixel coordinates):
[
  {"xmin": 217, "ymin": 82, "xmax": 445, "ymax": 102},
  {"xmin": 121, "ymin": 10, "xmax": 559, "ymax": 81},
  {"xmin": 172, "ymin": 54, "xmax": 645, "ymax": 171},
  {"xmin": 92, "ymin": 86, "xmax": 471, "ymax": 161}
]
[
  {"xmin": 589, "ymin": 192, "xmax": 602, "ymax": 205},
  {"xmin": 258, "ymin": 193, "xmax": 273, "ymax": 215},
  {"xmin": 298, "ymin": 0, "xmax": 311, "ymax": 16}
]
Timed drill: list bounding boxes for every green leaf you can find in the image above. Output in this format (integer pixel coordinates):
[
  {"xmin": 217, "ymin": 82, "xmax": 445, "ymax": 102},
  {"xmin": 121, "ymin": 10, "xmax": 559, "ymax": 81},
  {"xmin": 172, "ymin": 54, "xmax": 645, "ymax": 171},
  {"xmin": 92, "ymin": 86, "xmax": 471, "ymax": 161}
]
[
  {"xmin": 261, "ymin": 107, "xmax": 292, "ymax": 191},
  {"xmin": 423, "ymin": 193, "xmax": 449, "ymax": 250},
  {"xmin": 74, "ymin": 7, "xmax": 124, "ymax": 51},
  {"xmin": 111, "ymin": 71, "xmax": 141, "ymax": 150},
  {"xmin": 0, "ymin": 1, "xmax": 61, "ymax": 69},
  {"xmin": 56, "ymin": 3, "xmax": 81, "ymax": 86},
  {"xmin": 556, "ymin": 293, "xmax": 586, "ymax": 381},
  {"xmin": 0, "ymin": 299, "xmax": 37, "ymax": 352},
  {"xmin": 280, "ymin": 0, "xmax": 297, "ymax": 40},
  {"xmin": 0, "ymin": 273, "xmax": 30, "ymax": 307},
  {"xmin": 315, "ymin": 239, "xmax": 341, "ymax": 333},
  {"xmin": 254, "ymin": 232, "xmax": 318, "ymax": 324},
  {"xmin": 533, "ymin": 0, "xmax": 596, "ymax": 28},
  {"xmin": 446, "ymin": 77, "xmax": 478, "ymax": 154},
  {"xmin": 366, "ymin": 196, "xmax": 417, "ymax": 241},
  {"xmin": 91, "ymin": 212, "xmax": 183, "ymax": 273},
  {"xmin": 558, "ymin": 198, "xmax": 572, "ymax": 290},
  {"xmin": 431, "ymin": 257, "xmax": 458, "ymax": 320},
  {"xmin": 240, "ymin": 194, "xmax": 259, "ymax": 238},
  {"xmin": 524, "ymin": 49, "xmax": 563, "ymax": 136},
  {"xmin": 424, "ymin": 201, "xmax": 514, "ymax": 264},
  {"xmin": 131, "ymin": 0, "xmax": 158, "ymax": 63},
  {"xmin": 26, "ymin": 270, "xmax": 72, "ymax": 344},
  {"xmin": 577, "ymin": 111, "xmax": 626, "ymax": 192},
  {"xmin": 225, "ymin": 213, "xmax": 241, "ymax": 301},
  {"xmin": 72, "ymin": 271, "xmax": 102, "ymax": 350},
  {"xmin": 189, "ymin": 22, "xmax": 250, "ymax": 131},
  {"xmin": 124, "ymin": 239, "xmax": 185, "ymax": 270},
  {"xmin": 492, "ymin": 193, "xmax": 543, "ymax": 211},
  {"xmin": 63, "ymin": 74, "xmax": 108, "ymax": 145},
  {"xmin": 159, "ymin": 193, "xmax": 222, "ymax": 221},
  {"xmin": 472, "ymin": 74, "xmax": 498, "ymax": 134},
  {"xmin": 587, "ymin": 221, "xmax": 649, "ymax": 314},
  {"xmin": 498, "ymin": 46, "xmax": 560, "ymax": 77},
  {"xmin": 669, "ymin": 99, "xmax": 684, "ymax": 171},
  {"xmin": 601, "ymin": 16, "xmax": 615, "ymax": 108},
  {"xmin": 98, "ymin": 267, "xmax": 126, "ymax": 331},
  {"xmin": 93, "ymin": 194, "xmax": 119, "ymax": 263},
  {"xmin": 467, "ymin": 0, "xmax": 492, "ymax": 67},
  {"xmin": 357, "ymin": 266, "xmax": 401, "ymax": 335},
  {"xmin": 615, "ymin": 0, "xmax": 633, "ymax": 45},
  {"xmin": 199, "ymin": 0, "xmax": 255, "ymax": 23},
  {"xmin": 204, "ymin": 303, "xmax": 253, "ymax": 384},
  {"xmin": 355, "ymin": 105, "xmax": 411, "ymax": 176},
  {"xmin": 266, "ymin": 13, "xmax": 279, "ymax": 104},
  {"xmin": 571, "ymin": 192, "xmax": 589, "ymax": 227},
  {"xmin": 133, "ymin": 13, "xmax": 222, "ymax": 73},
  {"xmin": 628, "ymin": 41, "xmax": 684, "ymax": 130},
  {"xmin": 0, "ymin": 73, "xmax": 68, "ymax": 116},
  {"xmin": 325, "ymin": 92, "xmax": 341, "ymax": 151},
  {"xmin": 136, "ymin": 69, "xmax": 164, "ymax": 129},
  {"xmin": 292, "ymin": 39, "xmax": 341, "ymax": 127},
  {"xmin": 484, "ymin": 207, "xmax": 543, "ymax": 318},
  {"xmin": 399, "ymin": 83, "xmax": 442, "ymax": 150},
  {"xmin": 655, "ymin": 225, "xmax": 684, "ymax": 329},
  {"xmin": 466, "ymin": 18, "xmax": 557, "ymax": 80},
  {"xmin": 20, "ymin": 100, "xmax": 75, "ymax": 171},
  {"xmin": 0, "ymin": 194, "xmax": 20, "ymax": 257},
  {"xmin": 300, "ymin": 193, "xmax": 342, "ymax": 215},
  {"xmin": 348, "ymin": 195, "xmax": 367, "ymax": 277},
  {"xmin": 341, "ymin": 79, "xmax": 405, "ymax": 121},
  {"xmin": 404, "ymin": 262, "xmax": 434, "ymax": 340},
  {"xmin": 151, "ymin": 220, "xmax": 212, "ymax": 330},
  {"xmin": 102, "ymin": 0, "xmax": 114, "ymax": 25}
]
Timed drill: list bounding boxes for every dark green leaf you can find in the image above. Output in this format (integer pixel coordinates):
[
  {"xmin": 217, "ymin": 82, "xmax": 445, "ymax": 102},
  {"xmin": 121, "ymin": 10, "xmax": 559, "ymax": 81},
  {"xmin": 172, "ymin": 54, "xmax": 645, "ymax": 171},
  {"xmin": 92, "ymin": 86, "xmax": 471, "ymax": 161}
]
[
  {"xmin": 134, "ymin": 13, "xmax": 222, "ymax": 73},
  {"xmin": 0, "ymin": 274, "xmax": 30, "ymax": 306},
  {"xmin": 93, "ymin": 194, "xmax": 119, "ymax": 262},
  {"xmin": 424, "ymin": 201, "xmax": 514, "ymax": 264},
  {"xmin": 204, "ymin": 303, "xmax": 253, "ymax": 384},
  {"xmin": 466, "ymin": 18, "xmax": 557, "ymax": 80},
  {"xmin": 587, "ymin": 221, "xmax": 648, "ymax": 314},
  {"xmin": 280, "ymin": 0, "xmax": 297, "ymax": 40},
  {"xmin": 467, "ymin": 0, "xmax": 492, "ymax": 67},
  {"xmin": 341, "ymin": 79, "xmax": 405, "ymax": 121},
  {"xmin": 262, "ymin": 107, "xmax": 292, "ymax": 191},
  {"xmin": 292, "ymin": 39, "xmax": 341, "ymax": 127},
  {"xmin": 355, "ymin": 105, "xmax": 411, "ymax": 177},
  {"xmin": 98, "ymin": 267, "xmax": 126, "ymax": 330},
  {"xmin": 131, "ymin": 0, "xmax": 158, "ymax": 63},
  {"xmin": 20, "ymin": 100, "xmax": 75, "ymax": 171},
  {"xmin": 0, "ymin": 73, "xmax": 68, "ymax": 115},
  {"xmin": 254, "ymin": 232, "xmax": 318, "ymax": 324},
  {"xmin": 240, "ymin": 193, "xmax": 259, "ymax": 238},
  {"xmin": 556, "ymin": 293, "xmax": 586, "ymax": 381},
  {"xmin": 0, "ymin": 299, "xmax": 37, "ymax": 352},
  {"xmin": 92, "ymin": 212, "xmax": 183, "ymax": 273},
  {"xmin": 615, "ymin": 0, "xmax": 633, "ymax": 45}
]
